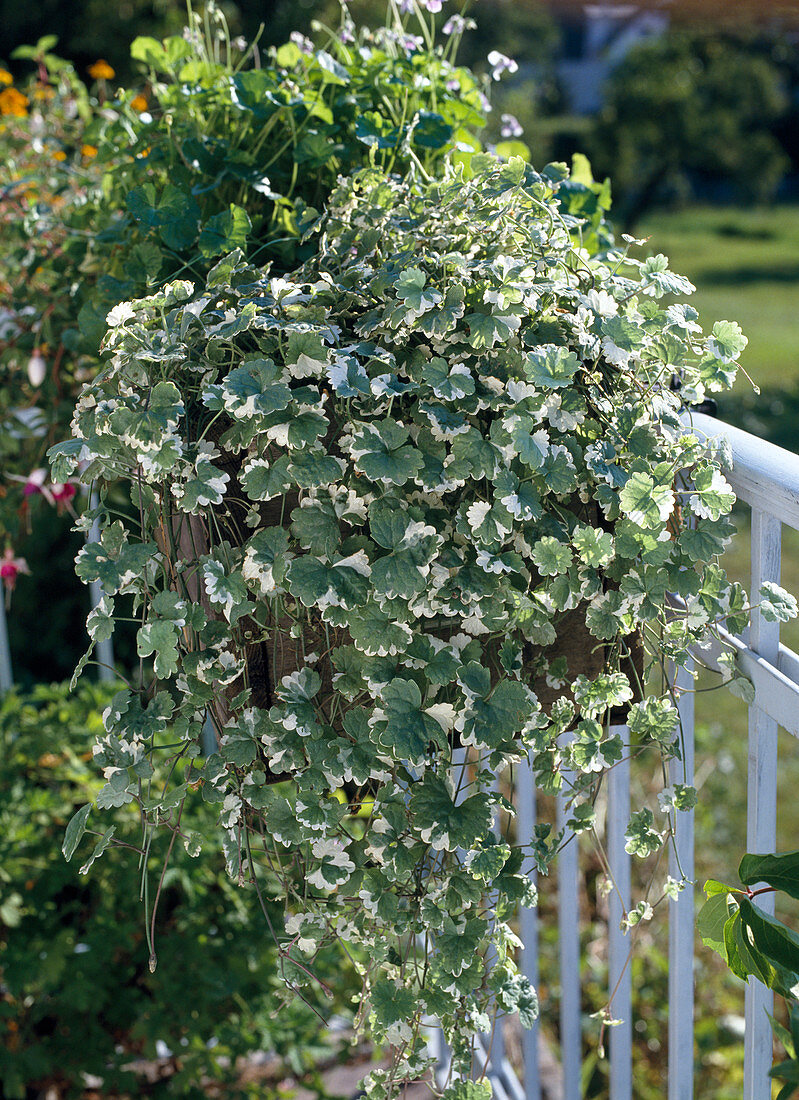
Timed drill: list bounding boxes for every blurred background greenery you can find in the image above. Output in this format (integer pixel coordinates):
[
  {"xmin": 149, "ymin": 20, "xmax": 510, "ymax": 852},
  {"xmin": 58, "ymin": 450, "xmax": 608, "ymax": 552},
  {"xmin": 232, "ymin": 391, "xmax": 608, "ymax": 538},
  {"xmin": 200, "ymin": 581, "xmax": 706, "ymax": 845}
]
[{"xmin": 3, "ymin": 1, "xmax": 799, "ymax": 1096}]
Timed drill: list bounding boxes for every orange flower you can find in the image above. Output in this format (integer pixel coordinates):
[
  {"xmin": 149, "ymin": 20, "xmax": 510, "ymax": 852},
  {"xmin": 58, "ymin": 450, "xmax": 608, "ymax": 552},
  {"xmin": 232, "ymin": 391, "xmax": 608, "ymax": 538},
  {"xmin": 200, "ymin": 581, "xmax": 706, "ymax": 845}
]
[
  {"xmin": 52, "ymin": 149, "xmax": 67, "ymax": 161},
  {"xmin": 81, "ymin": 143, "xmax": 98, "ymax": 158},
  {"xmin": 0, "ymin": 86, "xmax": 28, "ymax": 117},
  {"xmin": 88, "ymin": 59, "xmax": 115, "ymax": 80},
  {"xmin": 130, "ymin": 93, "xmax": 148, "ymax": 112},
  {"xmin": 0, "ymin": 69, "xmax": 13, "ymax": 86}
]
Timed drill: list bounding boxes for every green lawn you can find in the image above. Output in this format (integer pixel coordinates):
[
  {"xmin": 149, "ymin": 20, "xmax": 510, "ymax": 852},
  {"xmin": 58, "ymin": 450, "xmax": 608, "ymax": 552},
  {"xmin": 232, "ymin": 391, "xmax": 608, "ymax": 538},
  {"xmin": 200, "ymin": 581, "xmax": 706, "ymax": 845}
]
[{"xmin": 637, "ymin": 203, "xmax": 799, "ymax": 395}]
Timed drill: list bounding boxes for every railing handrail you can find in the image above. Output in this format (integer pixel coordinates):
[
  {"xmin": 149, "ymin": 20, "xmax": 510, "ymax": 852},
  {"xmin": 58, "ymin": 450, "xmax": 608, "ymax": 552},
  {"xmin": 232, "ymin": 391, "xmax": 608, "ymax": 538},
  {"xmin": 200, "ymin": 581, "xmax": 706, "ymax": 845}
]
[{"xmin": 682, "ymin": 409, "xmax": 799, "ymax": 530}]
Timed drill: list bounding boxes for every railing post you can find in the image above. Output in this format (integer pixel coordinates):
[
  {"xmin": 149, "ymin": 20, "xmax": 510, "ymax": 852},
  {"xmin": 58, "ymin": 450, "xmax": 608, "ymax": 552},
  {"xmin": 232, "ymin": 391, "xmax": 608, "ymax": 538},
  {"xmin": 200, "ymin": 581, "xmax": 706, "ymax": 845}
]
[
  {"xmin": 607, "ymin": 723, "xmax": 632, "ymax": 1100},
  {"xmin": 557, "ymin": 733, "xmax": 581, "ymax": 1100},
  {"xmin": 669, "ymin": 659, "xmax": 695, "ymax": 1100},
  {"xmin": 0, "ymin": 596, "xmax": 13, "ymax": 693},
  {"xmin": 517, "ymin": 757, "xmax": 541, "ymax": 1100},
  {"xmin": 743, "ymin": 509, "xmax": 781, "ymax": 1100},
  {"xmin": 89, "ymin": 491, "xmax": 115, "ymax": 683}
]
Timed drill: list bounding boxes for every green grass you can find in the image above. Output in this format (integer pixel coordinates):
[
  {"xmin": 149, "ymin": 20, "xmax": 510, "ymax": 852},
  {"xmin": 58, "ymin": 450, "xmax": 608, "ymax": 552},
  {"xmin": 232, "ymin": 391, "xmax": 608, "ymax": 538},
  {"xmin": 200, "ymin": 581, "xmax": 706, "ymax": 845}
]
[{"xmin": 637, "ymin": 203, "xmax": 799, "ymax": 394}]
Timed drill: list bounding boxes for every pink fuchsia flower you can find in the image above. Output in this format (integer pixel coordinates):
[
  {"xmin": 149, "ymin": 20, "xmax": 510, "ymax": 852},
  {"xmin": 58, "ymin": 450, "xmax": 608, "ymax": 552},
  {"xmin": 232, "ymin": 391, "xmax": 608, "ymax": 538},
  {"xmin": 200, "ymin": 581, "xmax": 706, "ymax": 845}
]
[
  {"xmin": 27, "ymin": 351, "xmax": 47, "ymax": 387},
  {"xmin": 488, "ymin": 50, "xmax": 518, "ymax": 81},
  {"xmin": 1, "ymin": 548, "xmax": 30, "ymax": 599},
  {"xmin": 22, "ymin": 468, "xmax": 48, "ymax": 497},
  {"xmin": 500, "ymin": 113, "xmax": 523, "ymax": 138},
  {"xmin": 51, "ymin": 482, "xmax": 78, "ymax": 513},
  {"xmin": 6, "ymin": 469, "xmax": 78, "ymax": 512}
]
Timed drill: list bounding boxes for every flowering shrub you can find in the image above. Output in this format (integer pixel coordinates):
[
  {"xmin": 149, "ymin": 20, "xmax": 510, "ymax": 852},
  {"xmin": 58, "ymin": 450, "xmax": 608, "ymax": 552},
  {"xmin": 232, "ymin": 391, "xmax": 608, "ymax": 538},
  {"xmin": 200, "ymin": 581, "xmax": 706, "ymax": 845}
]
[
  {"xmin": 0, "ymin": 41, "xmax": 114, "ymax": 586},
  {"xmin": 1, "ymin": 2, "xmax": 500, "ymax": 586},
  {"xmin": 50, "ymin": 142, "xmax": 798, "ymax": 1096}
]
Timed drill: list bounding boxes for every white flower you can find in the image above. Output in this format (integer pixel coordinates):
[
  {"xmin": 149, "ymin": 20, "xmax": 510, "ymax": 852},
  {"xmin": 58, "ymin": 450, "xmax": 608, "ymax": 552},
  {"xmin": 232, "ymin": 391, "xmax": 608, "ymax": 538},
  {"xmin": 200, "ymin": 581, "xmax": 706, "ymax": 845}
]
[
  {"xmin": 487, "ymin": 50, "xmax": 518, "ymax": 81},
  {"xmin": 419, "ymin": 0, "xmax": 444, "ymax": 11},
  {"xmin": 27, "ymin": 352, "xmax": 47, "ymax": 387},
  {"xmin": 290, "ymin": 31, "xmax": 314, "ymax": 55},
  {"xmin": 443, "ymin": 14, "xmax": 472, "ymax": 35},
  {"xmin": 500, "ymin": 113, "xmax": 523, "ymax": 139}
]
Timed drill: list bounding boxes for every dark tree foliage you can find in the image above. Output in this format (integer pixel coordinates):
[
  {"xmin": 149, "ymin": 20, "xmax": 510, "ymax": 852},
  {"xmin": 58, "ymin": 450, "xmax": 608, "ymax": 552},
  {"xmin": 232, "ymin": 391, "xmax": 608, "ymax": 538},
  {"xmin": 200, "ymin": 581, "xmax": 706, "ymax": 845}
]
[{"xmin": 589, "ymin": 28, "xmax": 791, "ymax": 228}]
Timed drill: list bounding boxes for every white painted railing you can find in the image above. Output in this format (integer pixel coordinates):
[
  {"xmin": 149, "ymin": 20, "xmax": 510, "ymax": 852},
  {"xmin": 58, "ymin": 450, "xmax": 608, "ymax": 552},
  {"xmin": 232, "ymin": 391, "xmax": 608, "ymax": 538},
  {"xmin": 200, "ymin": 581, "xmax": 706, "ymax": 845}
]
[{"xmin": 467, "ymin": 411, "xmax": 799, "ymax": 1099}]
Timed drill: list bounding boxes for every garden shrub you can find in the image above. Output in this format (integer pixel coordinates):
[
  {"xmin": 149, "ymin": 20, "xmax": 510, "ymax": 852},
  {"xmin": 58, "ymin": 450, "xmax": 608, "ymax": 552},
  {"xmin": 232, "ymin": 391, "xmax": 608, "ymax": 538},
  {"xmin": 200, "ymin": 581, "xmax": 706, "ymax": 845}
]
[{"xmin": 0, "ymin": 680, "xmax": 357, "ymax": 1098}]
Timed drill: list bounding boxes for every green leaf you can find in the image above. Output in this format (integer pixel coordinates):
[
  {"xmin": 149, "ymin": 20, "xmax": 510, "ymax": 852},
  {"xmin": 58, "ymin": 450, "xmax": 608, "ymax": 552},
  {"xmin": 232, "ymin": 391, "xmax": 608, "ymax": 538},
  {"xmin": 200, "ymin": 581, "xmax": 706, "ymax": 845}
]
[
  {"xmin": 627, "ymin": 697, "xmax": 678, "ymax": 747},
  {"xmin": 126, "ymin": 183, "xmax": 200, "ymax": 250},
  {"xmin": 351, "ymin": 420, "xmax": 423, "ymax": 485},
  {"xmin": 759, "ymin": 582, "xmax": 799, "ymax": 623},
  {"xmin": 198, "ymin": 204, "xmax": 252, "ymax": 258},
  {"xmin": 709, "ymin": 320, "xmax": 748, "ymax": 362},
  {"xmin": 291, "ymin": 500, "xmax": 340, "ymax": 558},
  {"xmin": 531, "ymin": 536, "xmax": 572, "ymax": 577},
  {"xmin": 315, "ymin": 49, "xmax": 350, "ymax": 85},
  {"xmin": 619, "ymin": 472, "xmax": 675, "ymax": 530},
  {"xmin": 355, "ymin": 111, "xmax": 399, "ymax": 150},
  {"xmin": 371, "ymin": 980, "xmax": 417, "ymax": 1028},
  {"xmin": 491, "ymin": 968, "xmax": 539, "ymax": 1028},
  {"xmin": 466, "ymin": 310, "xmax": 521, "ymax": 349},
  {"xmin": 287, "ymin": 555, "xmax": 370, "ymax": 610},
  {"xmin": 289, "ymin": 450, "xmax": 343, "ymax": 488},
  {"xmin": 508, "ymin": 416, "xmax": 547, "ymax": 470},
  {"xmin": 524, "ymin": 345, "xmax": 580, "ymax": 389},
  {"xmin": 381, "ymin": 679, "xmax": 447, "ymax": 764},
  {"xmin": 462, "ymin": 679, "xmax": 531, "ymax": 749},
  {"xmin": 62, "ymin": 803, "xmax": 92, "ymax": 862},
  {"xmin": 441, "ymin": 1082, "xmax": 493, "ymax": 1100},
  {"xmin": 466, "ymin": 840, "xmax": 512, "ymax": 882},
  {"xmin": 137, "ymin": 620, "xmax": 180, "ymax": 679},
  {"xmin": 394, "ymin": 267, "xmax": 442, "ymax": 316},
  {"xmin": 435, "ymin": 917, "xmax": 486, "ymax": 976},
  {"xmin": 130, "ymin": 35, "xmax": 169, "ymax": 68},
  {"xmin": 80, "ymin": 826, "xmax": 117, "ymax": 875},
  {"xmin": 573, "ymin": 526, "xmax": 614, "ymax": 567},
  {"xmin": 573, "ymin": 672, "xmax": 633, "ymax": 717},
  {"xmin": 639, "ymin": 254, "xmax": 695, "ymax": 297},
  {"xmin": 412, "ymin": 110, "xmax": 454, "ymax": 150},
  {"xmin": 698, "ymin": 889, "xmax": 735, "ymax": 959},
  {"xmin": 689, "ymin": 466, "xmax": 735, "ymax": 521},
  {"xmin": 240, "ymin": 456, "xmax": 291, "ymax": 500},
  {"xmin": 624, "ymin": 808, "xmax": 661, "ymax": 857},
  {"xmin": 349, "ymin": 602, "xmax": 412, "ymax": 657},
  {"xmin": 177, "ymin": 458, "xmax": 229, "ymax": 512},
  {"xmin": 409, "ymin": 773, "xmax": 493, "ymax": 852},
  {"xmin": 739, "ymin": 852, "xmax": 799, "ymax": 902}
]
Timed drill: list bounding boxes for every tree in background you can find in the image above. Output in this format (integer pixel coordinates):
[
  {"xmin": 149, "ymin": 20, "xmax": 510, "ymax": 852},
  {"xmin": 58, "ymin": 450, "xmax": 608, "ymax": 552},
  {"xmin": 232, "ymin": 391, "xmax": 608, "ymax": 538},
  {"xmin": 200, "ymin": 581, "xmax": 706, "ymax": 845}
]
[{"xmin": 589, "ymin": 28, "xmax": 790, "ymax": 229}]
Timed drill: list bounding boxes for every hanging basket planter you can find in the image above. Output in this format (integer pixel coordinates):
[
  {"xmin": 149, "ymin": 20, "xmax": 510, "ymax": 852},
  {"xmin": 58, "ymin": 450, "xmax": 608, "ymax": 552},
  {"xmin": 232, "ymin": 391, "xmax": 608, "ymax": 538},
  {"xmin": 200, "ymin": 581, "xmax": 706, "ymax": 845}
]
[{"xmin": 55, "ymin": 155, "xmax": 754, "ymax": 1096}]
